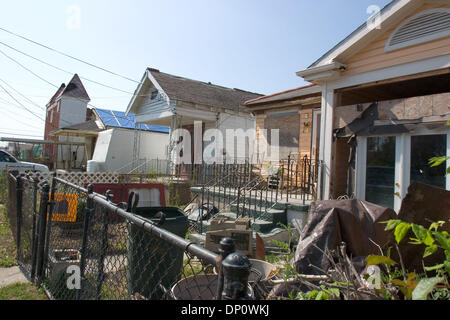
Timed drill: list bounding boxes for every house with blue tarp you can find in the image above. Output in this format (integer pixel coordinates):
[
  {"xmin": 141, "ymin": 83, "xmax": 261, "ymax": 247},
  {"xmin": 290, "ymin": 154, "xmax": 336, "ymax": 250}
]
[{"xmin": 51, "ymin": 107, "xmax": 170, "ymax": 173}]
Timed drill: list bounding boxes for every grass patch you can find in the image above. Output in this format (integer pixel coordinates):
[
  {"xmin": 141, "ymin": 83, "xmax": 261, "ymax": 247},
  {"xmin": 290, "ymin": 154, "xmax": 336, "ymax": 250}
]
[
  {"xmin": 0, "ymin": 205, "xmax": 17, "ymax": 268},
  {"xmin": 0, "ymin": 283, "xmax": 48, "ymax": 300}
]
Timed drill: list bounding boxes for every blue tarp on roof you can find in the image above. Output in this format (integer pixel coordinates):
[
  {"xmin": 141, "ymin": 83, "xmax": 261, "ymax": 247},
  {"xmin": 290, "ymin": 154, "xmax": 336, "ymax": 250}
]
[{"xmin": 94, "ymin": 108, "xmax": 170, "ymax": 134}]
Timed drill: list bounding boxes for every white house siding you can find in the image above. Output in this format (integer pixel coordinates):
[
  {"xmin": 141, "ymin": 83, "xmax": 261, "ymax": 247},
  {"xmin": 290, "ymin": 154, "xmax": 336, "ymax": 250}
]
[
  {"xmin": 91, "ymin": 128, "xmax": 169, "ymax": 172},
  {"xmin": 134, "ymin": 83, "xmax": 174, "ymax": 123},
  {"xmin": 139, "ymin": 130, "xmax": 169, "ymax": 160},
  {"xmin": 217, "ymin": 113, "xmax": 256, "ymax": 163},
  {"xmin": 58, "ymin": 96, "xmax": 89, "ymax": 169}
]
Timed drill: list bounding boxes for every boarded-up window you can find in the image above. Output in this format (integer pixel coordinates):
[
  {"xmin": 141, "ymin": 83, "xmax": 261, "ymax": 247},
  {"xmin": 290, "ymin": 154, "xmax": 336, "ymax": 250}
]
[{"xmin": 265, "ymin": 111, "xmax": 300, "ymax": 160}]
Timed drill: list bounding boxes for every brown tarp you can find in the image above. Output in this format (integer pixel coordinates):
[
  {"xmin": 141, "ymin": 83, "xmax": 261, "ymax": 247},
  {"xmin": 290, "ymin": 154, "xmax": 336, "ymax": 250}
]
[
  {"xmin": 390, "ymin": 182, "xmax": 450, "ymax": 273},
  {"xmin": 292, "ymin": 199, "xmax": 397, "ymax": 275}
]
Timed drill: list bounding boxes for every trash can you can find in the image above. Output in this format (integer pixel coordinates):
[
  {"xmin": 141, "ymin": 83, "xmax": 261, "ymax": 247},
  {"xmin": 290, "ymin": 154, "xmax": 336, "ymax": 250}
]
[{"xmin": 127, "ymin": 207, "xmax": 188, "ymax": 300}]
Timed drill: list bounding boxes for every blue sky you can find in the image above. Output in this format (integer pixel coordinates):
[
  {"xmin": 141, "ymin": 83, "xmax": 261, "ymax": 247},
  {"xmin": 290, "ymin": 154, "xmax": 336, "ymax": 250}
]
[{"xmin": 0, "ymin": 0, "xmax": 392, "ymax": 140}]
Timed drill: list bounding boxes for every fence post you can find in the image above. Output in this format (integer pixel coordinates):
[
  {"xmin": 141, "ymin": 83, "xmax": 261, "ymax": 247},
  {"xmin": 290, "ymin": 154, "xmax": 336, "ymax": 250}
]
[
  {"xmin": 96, "ymin": 190, "xmax": 112, "ymax": 300},
  {"xmin": 15, "ymin": 175, "xmax": 23, "ymax": 265},
  {"xmin": 286, "ymin": 154, "xmax": 291, "ymax": 203},
  {"xmin": 30, "ymin": 177, "xmax": 39, "ymax": 281},
  {"xmin": 36, "ymin": 183, "xmax": 50, "ymax": 286},
  {"xmin": 77, "ymin": 184, "xmax": 94, "ymax": 300},
  {"xmin": 222, "ymin": 249, "xmax": 252, "ymax": 300},
  {"xmin": 42, "ymin": 172, "xmax": 57, "ymax": 279},
  {"xmin": 215, "ymin": 238, "xmax": 235, "ymax": 300}
]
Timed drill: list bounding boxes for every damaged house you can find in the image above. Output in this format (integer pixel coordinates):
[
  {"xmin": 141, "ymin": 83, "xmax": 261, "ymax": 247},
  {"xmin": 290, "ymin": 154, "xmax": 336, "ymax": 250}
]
[
  {"xmin": 125, "ymin": 68, "xmax": 262, "ymax": 173},
  {"xmin": 297, "ymin": 0, "xmax": 450, "ymax": 212}
]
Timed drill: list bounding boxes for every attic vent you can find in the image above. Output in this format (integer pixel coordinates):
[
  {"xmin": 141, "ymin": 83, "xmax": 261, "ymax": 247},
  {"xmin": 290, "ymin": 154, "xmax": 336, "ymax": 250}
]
[{"xmin": 385, "ymin": 8, "xmax": 450, "ymax": 52}]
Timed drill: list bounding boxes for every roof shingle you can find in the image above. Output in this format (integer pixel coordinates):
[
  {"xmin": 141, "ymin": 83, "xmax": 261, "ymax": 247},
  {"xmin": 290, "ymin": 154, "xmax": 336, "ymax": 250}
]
[
  {"xmin": 148, "ymin": 68, "xmax": 262, "ymax": 111},
  {"xmin": 61, "ymin": 74, "xmax": 90, "ymax": 101}
]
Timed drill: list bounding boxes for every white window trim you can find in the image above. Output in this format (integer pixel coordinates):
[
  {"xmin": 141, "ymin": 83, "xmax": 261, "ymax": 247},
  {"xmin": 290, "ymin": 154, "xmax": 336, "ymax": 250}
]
[
  {"xmin": 355, "ymin": 128, "xmax": 450, "ymax": 213},
  {"xmin": 394, "ymin": 134, "xmax": 411, "ymax": 212},
  {"xmin": 385, "ymin": 8, "xmax": 450, "ymax": 53}
]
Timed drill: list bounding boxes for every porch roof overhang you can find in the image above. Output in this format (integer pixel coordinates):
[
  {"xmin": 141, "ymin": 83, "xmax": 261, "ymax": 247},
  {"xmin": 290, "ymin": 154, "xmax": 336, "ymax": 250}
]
[
  {"xmin": 356, "ymin": 120, "xmax": 448, "ymax": 136},
  {"xmin": 50, "ymin": 129, "xmax": 100, "ymax": 138},
  {"xmin": 335, "ymin": 103, "xmax": 450, "ymax": 138},
  {"xmin": 0, "ymin": 137, "xmax": 86, "ymax": 146},
  {"xmin": 134, "ymin": 105, "xmax": 219, "ymax": 127},
  {"xmin": 296, "ymin": 0, "xmax": 426, "ymax": 83}
]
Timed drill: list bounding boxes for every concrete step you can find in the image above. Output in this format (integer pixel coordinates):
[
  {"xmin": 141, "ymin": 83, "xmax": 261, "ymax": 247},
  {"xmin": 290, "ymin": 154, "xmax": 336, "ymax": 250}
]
[{"xmin": 230, "ymin": 204, "xmax": 287, "ymax": 226}]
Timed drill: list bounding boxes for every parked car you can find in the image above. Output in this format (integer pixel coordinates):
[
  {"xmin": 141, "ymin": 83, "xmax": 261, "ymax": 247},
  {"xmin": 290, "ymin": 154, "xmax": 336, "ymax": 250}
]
[{"xmin": 0, "ymin": 150, "xmax": 49, "ymax": 172}]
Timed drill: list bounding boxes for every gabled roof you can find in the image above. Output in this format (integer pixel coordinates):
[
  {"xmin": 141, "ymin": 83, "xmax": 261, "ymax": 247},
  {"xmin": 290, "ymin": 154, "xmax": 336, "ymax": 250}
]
[
  {"xmin": 301, "ymin": 0, "xmax": 425, "ymax": 71},
  {"xmin": 244, "ymin": 84, "xmax": 320, "ymax": 106},
  {"xmin": 94, "ymin": 107, "xmax": 170, "ymax": 134},
  {"xmin": 148, "ymin": 68, "xmax": 263, "ymax": 111},
  {"xmin": 60, "ymin": 74, "xmax": 90, "ymax": 101},
  {"xmin": 46, "ymin": 74, "xmax": 90, "ymax": 107},
  {"xmin": 126, "ymin": 68, "xmax": 263, "ymax": 114}
]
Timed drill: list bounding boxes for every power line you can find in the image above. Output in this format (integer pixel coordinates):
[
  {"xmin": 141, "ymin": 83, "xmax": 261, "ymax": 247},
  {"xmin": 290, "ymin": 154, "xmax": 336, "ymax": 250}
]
[
  {"xmin": 0, "ymin": 131, "xmax": 43, "ymax": 138},
  {"xmin": 0, "ymin": 40, "xmax": 137, "ymax": 96},
  {"xmin": 0, "ymin": 82, "xmax": 46, "ymax": 122},
  {"xmin": 0, "ymin": 26, "xmax": 140, "ymax": 84},
  {"xmin": 0, "ymin": 105, "xmax": 44, "ymax": 129},
  {"xmin": 0, "ymin": 47, "xmax": 57, "ymax": 89},
  {"xmin": 0, "ymin": 49, "xmax": 107, "ymax": 112},
  {"xmin": 0, "ymin": 64, "xmax": 84, "ymax": 127},
  {"xmin": 0, "ymin": 77, "xmax": 45, "ymax": 111},
  {"xmin": 0, "ymin": 51, "xmax": 163, "ymax": 130},
  {"xmin": 0, "ymin": 127, "xmax": 43, "ymax": 134}
]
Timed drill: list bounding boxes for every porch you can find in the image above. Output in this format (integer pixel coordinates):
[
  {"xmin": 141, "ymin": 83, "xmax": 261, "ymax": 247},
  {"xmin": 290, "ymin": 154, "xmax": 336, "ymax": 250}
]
[{"xmin": 330, "ymin": 72, "xmax": 450, "ymax": 212}]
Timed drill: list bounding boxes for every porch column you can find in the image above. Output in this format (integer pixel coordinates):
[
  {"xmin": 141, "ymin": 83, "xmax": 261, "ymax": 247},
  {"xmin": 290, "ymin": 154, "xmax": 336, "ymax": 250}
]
[
  {"xmin": 168, "ymin": 115, "xmax": 180, "ymax": 174},
  {"xmin": 319, "ymin": 84, "xmax": 335, "ymax": 200},
  {"xmin": 394, "ymin": 134, "xmax": 411, "ymax": 212}
]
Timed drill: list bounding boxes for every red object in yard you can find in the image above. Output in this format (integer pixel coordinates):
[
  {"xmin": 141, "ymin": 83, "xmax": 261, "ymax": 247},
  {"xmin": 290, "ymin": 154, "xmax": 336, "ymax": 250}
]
[{"xmin": 91, "ymin": 183, "xmax": 166, "ymax": 208}]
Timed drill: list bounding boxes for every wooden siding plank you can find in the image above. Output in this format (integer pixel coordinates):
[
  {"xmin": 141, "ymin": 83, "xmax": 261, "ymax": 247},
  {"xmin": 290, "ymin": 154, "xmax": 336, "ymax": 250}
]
[{"xmin": 343, "ymin": 3, "xmax": 450, "ymax": 77}]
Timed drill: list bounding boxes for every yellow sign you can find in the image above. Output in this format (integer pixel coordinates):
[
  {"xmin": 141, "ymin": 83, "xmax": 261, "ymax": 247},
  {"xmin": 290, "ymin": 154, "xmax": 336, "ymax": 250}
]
[{"xmin": 49, "ymin": 193, "xmax": 79, "ymax": 223}]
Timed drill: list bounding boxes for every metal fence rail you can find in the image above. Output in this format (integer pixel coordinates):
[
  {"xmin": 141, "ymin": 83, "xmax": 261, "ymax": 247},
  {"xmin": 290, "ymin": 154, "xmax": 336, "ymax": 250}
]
[
  {"xmin": 7, "ymin": 172, "xmax": 254, "ymax": 300},
  {"xmin": 189, "ymin": 156, "xmax": 323, "ymax": 231}
]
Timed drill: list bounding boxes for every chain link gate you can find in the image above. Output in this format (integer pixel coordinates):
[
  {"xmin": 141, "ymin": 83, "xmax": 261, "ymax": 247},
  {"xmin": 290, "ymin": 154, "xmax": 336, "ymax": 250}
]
[{"xmin": 7, "ymin": 171, "xmax": 254, "ymax": 300}]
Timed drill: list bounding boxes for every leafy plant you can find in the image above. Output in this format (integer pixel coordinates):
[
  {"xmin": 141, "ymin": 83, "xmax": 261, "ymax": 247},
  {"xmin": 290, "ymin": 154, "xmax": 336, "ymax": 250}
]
[
  {"xmin": 428, "ymin": 120, "xmax": 450, "ymax": 175},
  {"xmin": 379, "ymin": 219, "xmax": 450, "ymax": 300},
  {"xmin": 271, "ymin": 223, "xmax": 298, "ymax": 258},
  {"xmin": 429, "ymin": 157, "xmax": 450, "ymax": 176}
]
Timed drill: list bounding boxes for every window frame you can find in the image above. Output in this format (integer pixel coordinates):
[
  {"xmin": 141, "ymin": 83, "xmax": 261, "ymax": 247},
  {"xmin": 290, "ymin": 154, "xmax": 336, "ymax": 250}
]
[{"xmin": 355, "ymin": 128, "xmax": 450, "ymax": 212}]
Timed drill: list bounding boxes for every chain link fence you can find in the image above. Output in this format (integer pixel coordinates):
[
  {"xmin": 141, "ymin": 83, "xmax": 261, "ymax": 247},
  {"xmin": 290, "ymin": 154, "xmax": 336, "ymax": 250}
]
[{"xmin": 6, "ymin": 171, "xmax": 255, "ymax": 300}]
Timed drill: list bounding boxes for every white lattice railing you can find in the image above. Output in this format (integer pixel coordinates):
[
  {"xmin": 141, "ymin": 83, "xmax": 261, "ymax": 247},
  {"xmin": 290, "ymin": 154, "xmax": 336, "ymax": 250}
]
[{"xmin": 21, "ymin": 171, "xmax": 120, "ymax": 185}]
